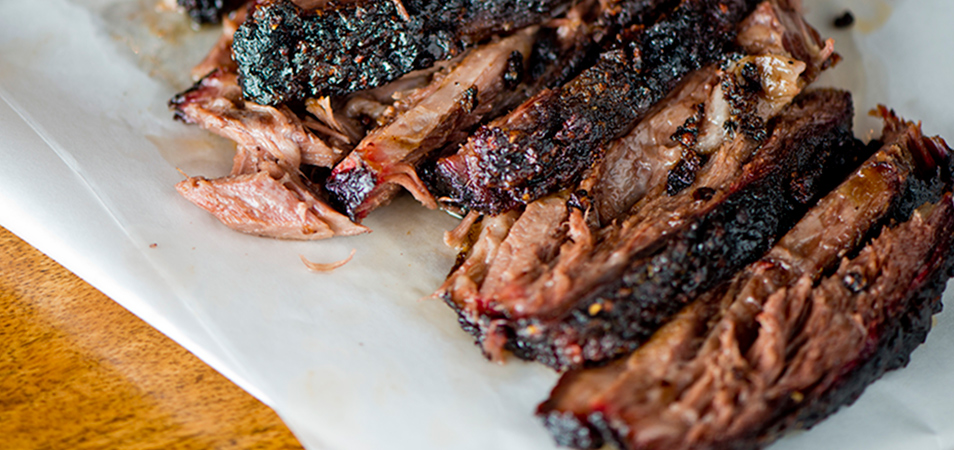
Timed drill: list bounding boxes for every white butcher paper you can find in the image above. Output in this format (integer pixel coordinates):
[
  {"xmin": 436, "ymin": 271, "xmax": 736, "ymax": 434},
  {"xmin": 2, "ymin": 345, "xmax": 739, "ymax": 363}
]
[{"xmin": 1, "ymin": 0, "xmax": 953, "ymax": 449}]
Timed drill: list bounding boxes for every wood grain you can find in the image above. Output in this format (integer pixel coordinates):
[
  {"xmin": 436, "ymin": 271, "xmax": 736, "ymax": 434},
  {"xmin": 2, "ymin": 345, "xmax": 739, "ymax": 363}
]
[{"xmin": 0, "ymin": 227, "xmax": 304, "ymax": 450}]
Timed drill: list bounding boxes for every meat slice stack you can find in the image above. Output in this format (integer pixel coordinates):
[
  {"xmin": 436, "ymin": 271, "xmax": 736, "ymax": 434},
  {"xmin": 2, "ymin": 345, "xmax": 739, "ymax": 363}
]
[
  {"xmin": 538, "ymin": 110, "xmax": 954, "ymax": 450},
  {"xmin": 173, "ymin": 0, "xmax": 681, "ymax": 233},
  {"xmin": 166, "ymin": 0, "xmax": 954, "ymax": 448}
]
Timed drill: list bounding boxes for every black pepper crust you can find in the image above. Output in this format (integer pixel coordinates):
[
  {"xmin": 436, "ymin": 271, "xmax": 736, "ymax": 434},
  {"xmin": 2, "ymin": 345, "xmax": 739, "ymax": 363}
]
[{"xmin": 232, "ymin": 0, "xmax": 577, "ymax": 105}]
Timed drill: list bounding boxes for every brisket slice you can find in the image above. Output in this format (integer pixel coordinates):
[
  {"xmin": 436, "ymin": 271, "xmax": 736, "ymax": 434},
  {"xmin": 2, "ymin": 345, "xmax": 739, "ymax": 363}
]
[
  {"xmin": 436, "ymin": 67, "xmax": 720, "ymax": 362},
  {"xmin": 322, "ymin": 28, "xmax": 540, "ymax": 220},
  {"xmin": 232, "ymin": 0, "xmax": 580, "ymax": 105},
  {"xmin": 586, "ymin": 0, "xmax": 836, "ymax": 225},
  {"xmin": 432, "ymin": 0, "xmax": 770, "ymax": 215},
  {"xmin": 538, "ymin": 111, "xmax": 954, "ymax": 450},
  {"xmin": 178, "ymin": 0, "xmax": 246, "ymax": 24},
  {"xmin": 446, "ymin": 89, "xmax": 858, "ymax": 370},
  {"xmin": 171, "ymin": 69, "xmax": 366, "ymax": 239}
]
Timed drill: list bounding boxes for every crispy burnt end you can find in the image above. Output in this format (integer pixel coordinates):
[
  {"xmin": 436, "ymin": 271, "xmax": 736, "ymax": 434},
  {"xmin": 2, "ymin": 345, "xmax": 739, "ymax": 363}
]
[{"xmin": 232, "ymin": 0, "xmax": 577, "ymax": 105}]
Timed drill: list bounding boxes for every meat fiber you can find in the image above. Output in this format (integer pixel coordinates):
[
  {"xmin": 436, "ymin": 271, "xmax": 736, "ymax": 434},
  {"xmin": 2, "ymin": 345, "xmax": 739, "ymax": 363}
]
[
  {"xmin": 538, "ymin": 111, "xmax": 954, "ymax": 450},
  {"xmin": 171, "ymin": 69, "xmax": 367, "ymax": 239},
  {"xmin": 171, "ymin": 70, "xmax": 343, "ymax": 169},
  {"xmin": 232, "ymin": 0, "xmax": 580, "ymax": 105},
  {"xmin": 432, "ymin": 0, "xmax": 776, "ymax": 215}
]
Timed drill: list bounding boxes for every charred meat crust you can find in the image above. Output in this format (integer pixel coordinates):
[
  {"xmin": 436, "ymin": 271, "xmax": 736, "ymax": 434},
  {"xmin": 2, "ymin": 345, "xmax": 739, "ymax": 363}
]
[
  {"xmin": 433, "ymin": 0, "xmax": 763, "ymax": 215},
  {"xmin": 178, "ymin": 0, "xmax": 246, "ymax": 24},
  {"xmin": 459, "ymin": 89, "xmax": 859, "ymax": 370},
  {"xmin": 232, "ymin": 0, "xmax": 576, "ymax": 105}
]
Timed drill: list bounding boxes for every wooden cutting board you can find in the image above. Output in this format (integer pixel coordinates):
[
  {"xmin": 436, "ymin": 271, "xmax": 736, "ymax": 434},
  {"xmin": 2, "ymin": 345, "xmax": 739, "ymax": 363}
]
[{"xmin": 0, "ymin": 226, "xmax": 304, "ymax": 450}]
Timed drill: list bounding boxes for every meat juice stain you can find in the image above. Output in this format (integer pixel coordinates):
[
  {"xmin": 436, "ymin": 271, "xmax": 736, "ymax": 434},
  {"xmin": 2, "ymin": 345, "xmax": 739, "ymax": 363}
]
[
  {"xmin": 145, "ymin": 134, "xmax": 234, "ymax": 176},
  {"xmin": 812, "ymin": 0, "xmax": 892, "ymax": 34},
  {"xmin": 805, "ymin": 0, "xmax": 890, "ymax": 142},
  {"xmin": 853, "ymin": 1, "xmax": 893, "ymax": 35}
]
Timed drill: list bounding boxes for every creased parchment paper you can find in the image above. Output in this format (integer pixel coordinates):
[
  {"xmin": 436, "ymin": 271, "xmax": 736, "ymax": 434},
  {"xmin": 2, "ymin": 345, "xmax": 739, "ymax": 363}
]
[{"xmin": 1, "ymin": 0, "xmax": 953, "ymax": 449}]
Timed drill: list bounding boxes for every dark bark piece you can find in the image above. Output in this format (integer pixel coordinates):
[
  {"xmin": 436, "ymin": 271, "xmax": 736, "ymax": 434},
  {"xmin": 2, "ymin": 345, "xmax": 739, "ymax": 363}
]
[
  {"xmin": 232, "ymin": 0, "xmax": 579, "ymax": 105},
  {"xmin": 178, "ymin": 0, "xmax": 246, "ymax": 24},
  {"xmin": 432, "ymin": 0, "xmax": 766, "ymax": 215},
  {"xmin": 833, "ymin": 10, "xmax": 854, "ymax": 28},
  {"xmin": 538, "ymin": 111, "xmax": 954, "ymax": 450}
]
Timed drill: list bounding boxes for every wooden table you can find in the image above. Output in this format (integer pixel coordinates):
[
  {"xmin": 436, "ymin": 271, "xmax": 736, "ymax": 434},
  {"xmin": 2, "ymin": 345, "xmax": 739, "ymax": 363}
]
[{"xmin": 0, "ymin": 226, "xmax": 304, "ymax": 449}]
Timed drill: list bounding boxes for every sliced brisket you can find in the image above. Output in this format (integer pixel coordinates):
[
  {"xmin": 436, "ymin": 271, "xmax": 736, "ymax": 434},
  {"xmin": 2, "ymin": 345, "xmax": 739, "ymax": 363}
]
[
  {"xmin": 444, "ymin": 88, "xmax": 858, "ymax": 370},
  {"xmin": 538, "ymin": 111, "xmax": 954, "ymax": 450},
  {"xmin": 432, "ymin": 0, "xmax": 772, "ymax": 215},
  {"xmin": 324, "ymin": 0, "xmax": 661, "ymax": 220}
]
